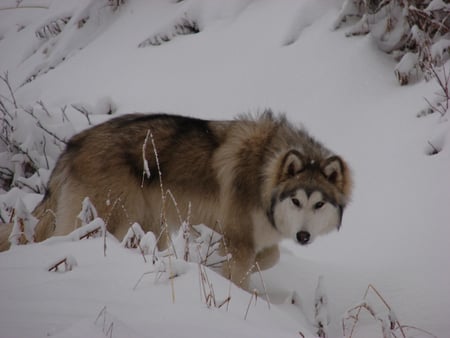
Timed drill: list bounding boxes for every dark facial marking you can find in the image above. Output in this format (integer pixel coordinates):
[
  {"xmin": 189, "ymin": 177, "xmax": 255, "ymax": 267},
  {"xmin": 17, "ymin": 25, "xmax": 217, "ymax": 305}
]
[
  {"xmin": 337, "ymin": 205, "xmax": 344, "ymax": 230},
  {"xmin": 267, "ymin": 193, "xmax": 278, "ymax": 230}
]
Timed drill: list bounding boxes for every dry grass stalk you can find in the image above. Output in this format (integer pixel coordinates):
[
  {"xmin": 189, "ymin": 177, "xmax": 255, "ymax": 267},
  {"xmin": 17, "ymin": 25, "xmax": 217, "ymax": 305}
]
[
  {"xmin": 254, "ymin": 262, "xmax": 271, "ymax": 310},
  {"xmin": 198, "ymin": 257, "xmax": 231, "ymax": 309},
  {"xmin": 103, "ymin": 196, "xmax": 124, "ymax": 257},
  {"xmin": 123, "ymin": 223, "xmax": 147, "ymax": 263},
  {"xmin": 133, "ymin": 259, "xmax": 180, "ymax": 291},
  {"xmin": 141, "ymin": 129, "xmax": 151, "ymax": 188},
  {"xmin": 48, "ymin": 256, "xmax": 77, "ymax": 272},
  {"xmin": 94, "ymin": 306, "xmax": 114, "ymax": 338},
  {"xmin": 244, "ymin": 289, "xmax": 259, "ymax": 320},
  {"xmin": 343, "ymin": 284, "xmax": 436, "ymax": 338},
  {"xmin": 79, "ymin": 226, "xmax": 102, "ymax": 240},
  {"xmin": 243, "ymin": 263, "xmax": 271, "ymax": 320},
  {"xmin": 167, "ymin": 252, "xmax": 176, "ymax": 304}
]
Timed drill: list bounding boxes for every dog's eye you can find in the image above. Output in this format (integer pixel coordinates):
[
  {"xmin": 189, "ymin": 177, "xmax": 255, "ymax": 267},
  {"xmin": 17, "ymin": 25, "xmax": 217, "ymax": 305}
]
[
  {"xmin": 291, "ymin": 198, "xmax": 301, "ymax": 208},
  {"xmin": 314, "ymin": 201, "xmax": 325, "ymax": 209}
]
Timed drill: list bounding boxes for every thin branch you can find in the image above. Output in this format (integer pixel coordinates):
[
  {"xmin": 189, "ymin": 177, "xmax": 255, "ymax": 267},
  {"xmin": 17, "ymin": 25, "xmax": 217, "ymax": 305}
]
[
  {"xmin": 23, "ymin": 106, "xmax": 67, "ymax": 144},
  {"xmin": 60, "ymin": 105, "xmax": 69, "ymax": 122},
  {"xmin": 0, "ymin": 72, "xmax": 17, "ymax": 109},
  {"xmin": 71, "ymin": 104, "xmax": 92, "ymax": 125},
  {"xmin": 42, "ymin": 135, "xmax": 49, "ymax": 169},
  {"xmin": 37, "ymin": 100, "xmax": 51, "ymax": 117},
  {"xmin": 0, "ymin": 5, "xmax": 48, "ymax": 11},
  {"xmin": 399, "ymin": 325, "xmax": 438, "ymax": 338},
  {"xmin": 427, "ymin": 140, "xmax": 440, "ymax": 154}
]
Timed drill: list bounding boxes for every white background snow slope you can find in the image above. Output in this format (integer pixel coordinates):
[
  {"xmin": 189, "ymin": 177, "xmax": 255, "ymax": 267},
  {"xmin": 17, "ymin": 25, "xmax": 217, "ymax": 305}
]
[{"xmin": 1, "ymin": 0, "xmax": 450, "ymax": 337}]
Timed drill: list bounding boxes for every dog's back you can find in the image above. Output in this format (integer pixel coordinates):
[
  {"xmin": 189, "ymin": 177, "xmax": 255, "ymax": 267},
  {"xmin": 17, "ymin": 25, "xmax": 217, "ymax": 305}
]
[{"xmin": 33, "ymin": 114, "xmax": 226, "ymax": 242}]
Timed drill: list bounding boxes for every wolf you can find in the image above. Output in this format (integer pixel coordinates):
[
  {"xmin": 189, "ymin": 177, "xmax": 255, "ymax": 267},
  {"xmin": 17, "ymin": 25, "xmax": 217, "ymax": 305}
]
[{"xmin": 0, "ymin": 111, "xmax": 352, "ymax": 289}]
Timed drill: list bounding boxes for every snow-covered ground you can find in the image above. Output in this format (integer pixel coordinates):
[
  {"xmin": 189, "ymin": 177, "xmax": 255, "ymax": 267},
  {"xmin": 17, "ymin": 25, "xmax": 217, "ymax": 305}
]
[{"xmin": 1, "ymin": 0, "xmax": 449, "ymax": 337}]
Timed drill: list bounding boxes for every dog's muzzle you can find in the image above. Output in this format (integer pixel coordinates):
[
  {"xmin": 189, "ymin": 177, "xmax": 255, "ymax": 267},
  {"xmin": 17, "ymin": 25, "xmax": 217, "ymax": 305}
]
[{"xmin": 296, "ymin": 231, "xmax": 311, "ymax": 245}]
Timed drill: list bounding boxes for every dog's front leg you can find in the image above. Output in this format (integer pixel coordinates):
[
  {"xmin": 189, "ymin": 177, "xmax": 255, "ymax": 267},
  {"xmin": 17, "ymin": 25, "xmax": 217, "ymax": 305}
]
[
  {"xmin": 222, "ymin": 244, "xmax": 256, "ymax": 291},
  {"xmin": 230, "ymin": 247, "xmax": 256, "ymax": 291},
  {"xmin": 255, "ymin": 245, "xmax": 280, "ymax": 271}
]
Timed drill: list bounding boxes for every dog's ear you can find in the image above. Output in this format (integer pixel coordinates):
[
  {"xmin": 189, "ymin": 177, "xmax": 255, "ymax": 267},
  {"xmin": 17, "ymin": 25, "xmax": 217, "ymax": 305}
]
[
  {"xmin": 280, "ymin": 150, "xmax": 305, "ymax": 179},
  {"xmin": 321, "ymin": 156, "xmax": 344, "ymax": 186}
]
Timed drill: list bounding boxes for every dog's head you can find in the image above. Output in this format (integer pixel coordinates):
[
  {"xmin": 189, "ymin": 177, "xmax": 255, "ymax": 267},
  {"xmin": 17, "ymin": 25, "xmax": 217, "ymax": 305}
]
[{"xmin": 268, "ymin": 150, "xmax": 352, "ymax": 245}]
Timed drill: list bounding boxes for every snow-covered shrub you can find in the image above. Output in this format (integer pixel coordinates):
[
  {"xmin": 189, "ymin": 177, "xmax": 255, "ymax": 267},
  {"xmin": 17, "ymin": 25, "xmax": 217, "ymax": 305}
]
[
  {"xmin": 334, "ymin": 0, "xmax": 450, "ymax": 85},
  {"xmin": 0, "ymin": 70, "xmax": 115, "ymax": 231},
  {"xmin": 48, "ymin": 255, "xmax": 78, "ymax": 272},
  {"xmin": 8, "ymin": 197, "xmax": 38, "ymax": 246},
  {"xmin": 73, "ymin": 218, "xmax": 106, "ymax": 240},
  {"xmin": 121, "ymin": 222, "xmax": 146, "ymax": 249},
  {"xmin": 0, "ymin": 74, "xmax": 71, "ymax": 194},
  {"xmin": 138, "ymin": 14, "xmax": 200, "ymax": 47},
  {"xmin": 0, "ymin": 74, "xmax": 77, "ymax": 227},
  {"xmin": 77, "ymin": 197, "xmax": 98, "ymax": 226},
  {"xmin": 124, "ymin": 221, "xmax": 229, "ymax": 269},
  {"xmin": 108, "ymin": 0, "xmax": 125, "ymax": 11},
  {"xmin": 20, "ymin": 0, "xmax": 124, "ymax": 86},
  {"xmin": 335, "ymin": 0, "xmax": 450, "ymax": 157}
]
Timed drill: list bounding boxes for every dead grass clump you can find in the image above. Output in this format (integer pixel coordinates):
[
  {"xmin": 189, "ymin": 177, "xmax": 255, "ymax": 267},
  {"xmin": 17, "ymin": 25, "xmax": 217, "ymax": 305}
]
[{"xmin": 343, "ymin": 284, "xmax": 437, "ymax": 338}]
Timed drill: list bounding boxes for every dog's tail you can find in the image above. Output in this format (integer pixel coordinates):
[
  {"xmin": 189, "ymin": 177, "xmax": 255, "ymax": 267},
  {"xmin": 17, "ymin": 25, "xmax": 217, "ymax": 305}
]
[{"xmin": 33, "ymin": 191, "xmax": 57, "ymax": 242}]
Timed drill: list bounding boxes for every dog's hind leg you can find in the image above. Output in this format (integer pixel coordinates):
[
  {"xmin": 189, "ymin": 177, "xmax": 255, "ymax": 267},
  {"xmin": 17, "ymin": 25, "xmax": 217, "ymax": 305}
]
[
  {"xmin": 0, "ymin": 223, "xmax": 13, "ymax": 252},
  {"xmin": 52, "ymin": 182, "xmax": 86, "ymax": 236}
]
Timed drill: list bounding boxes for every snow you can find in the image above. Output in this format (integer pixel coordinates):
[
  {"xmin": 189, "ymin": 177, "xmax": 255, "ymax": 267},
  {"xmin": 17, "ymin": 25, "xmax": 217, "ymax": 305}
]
[{"xmin": 1, "ymin": 0, "xmax": 449, "ymax": 337}]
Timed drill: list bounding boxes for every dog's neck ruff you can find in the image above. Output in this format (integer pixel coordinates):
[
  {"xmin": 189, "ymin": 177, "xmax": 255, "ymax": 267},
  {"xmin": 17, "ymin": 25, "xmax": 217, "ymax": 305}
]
[{"xmin": 267, "ymin": 194, "xmax": 281, "ymax": 233}]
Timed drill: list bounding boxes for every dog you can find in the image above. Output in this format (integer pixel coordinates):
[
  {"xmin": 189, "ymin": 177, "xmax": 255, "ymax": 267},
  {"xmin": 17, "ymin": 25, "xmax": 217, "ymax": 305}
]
[{"xmin": 1, "ymin": 111, "xmax": 352, "ymax": 289}]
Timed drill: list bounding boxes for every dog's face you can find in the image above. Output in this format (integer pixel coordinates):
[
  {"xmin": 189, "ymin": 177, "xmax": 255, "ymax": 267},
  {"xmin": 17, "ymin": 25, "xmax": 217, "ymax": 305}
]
[
  {"xmin": 268, "ymin": 150, "xmax": 348, "ymax": 245},
  {"xmin": 272, "ymin": 188, "xmax": 343, "ymax": 245}
]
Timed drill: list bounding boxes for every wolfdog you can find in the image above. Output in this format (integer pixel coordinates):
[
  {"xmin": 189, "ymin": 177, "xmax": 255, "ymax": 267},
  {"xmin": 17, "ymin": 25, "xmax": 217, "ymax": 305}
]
[{"xmin": 1, "ymin": 111, "xmax": 352, "ymax": 289}]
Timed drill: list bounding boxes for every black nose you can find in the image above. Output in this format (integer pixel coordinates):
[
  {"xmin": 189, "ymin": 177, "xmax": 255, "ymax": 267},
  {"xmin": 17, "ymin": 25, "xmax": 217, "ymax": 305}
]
[{"xmin": 296, "ymin": 231, "xmax": 310, "ymax": 245}]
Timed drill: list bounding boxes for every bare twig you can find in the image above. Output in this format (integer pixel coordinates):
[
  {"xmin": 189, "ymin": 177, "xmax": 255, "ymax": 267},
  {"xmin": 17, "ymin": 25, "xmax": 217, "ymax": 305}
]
[
  {"xmin": 0, "ymin": 96, "xmax": 14, "ymax": 119},
  {"xmin": 0, "ymin": 72, "xmax": 17, "ymax": 109},
  {"xmin": 79, "ymin": 226, "xmax": 102, "ymax": 240},
  {"xmin": 71, "ymin": 104, "xmax": 92, "ymax": 125},
  {"xmin": 60, "ymin": 105, "xmax": 69, "ymax": 122},
  {"xmin": 23, "ymin": 106, "xmax": 67, "ymax": 144},
  {"xmin": 42, "ymin": 135, "xmax": 49, "ymax": 169},
  {"xmin": 37, "ymin": 100, "xmax": 51, "ymax": 117},
  {"xmin": 426, "ymin": 64, "xmax": 450, "ymax": 117},
  {"xmin": 48, "ymin": 256, "xmax": 77, "ymax": 272},
  {"xmin": 0, "ymin": 5, "xmax": 48, "ymax": 11},
  {"xmin": 427, "ymin": 140, "xmax": 441, "ymax": 154}
]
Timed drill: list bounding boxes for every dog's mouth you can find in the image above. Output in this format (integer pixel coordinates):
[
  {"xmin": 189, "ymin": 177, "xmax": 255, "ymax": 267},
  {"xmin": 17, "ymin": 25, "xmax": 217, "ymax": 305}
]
[{"xmin": 296, "ymin": 231, "xmax": 311, "ymax": 245}]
